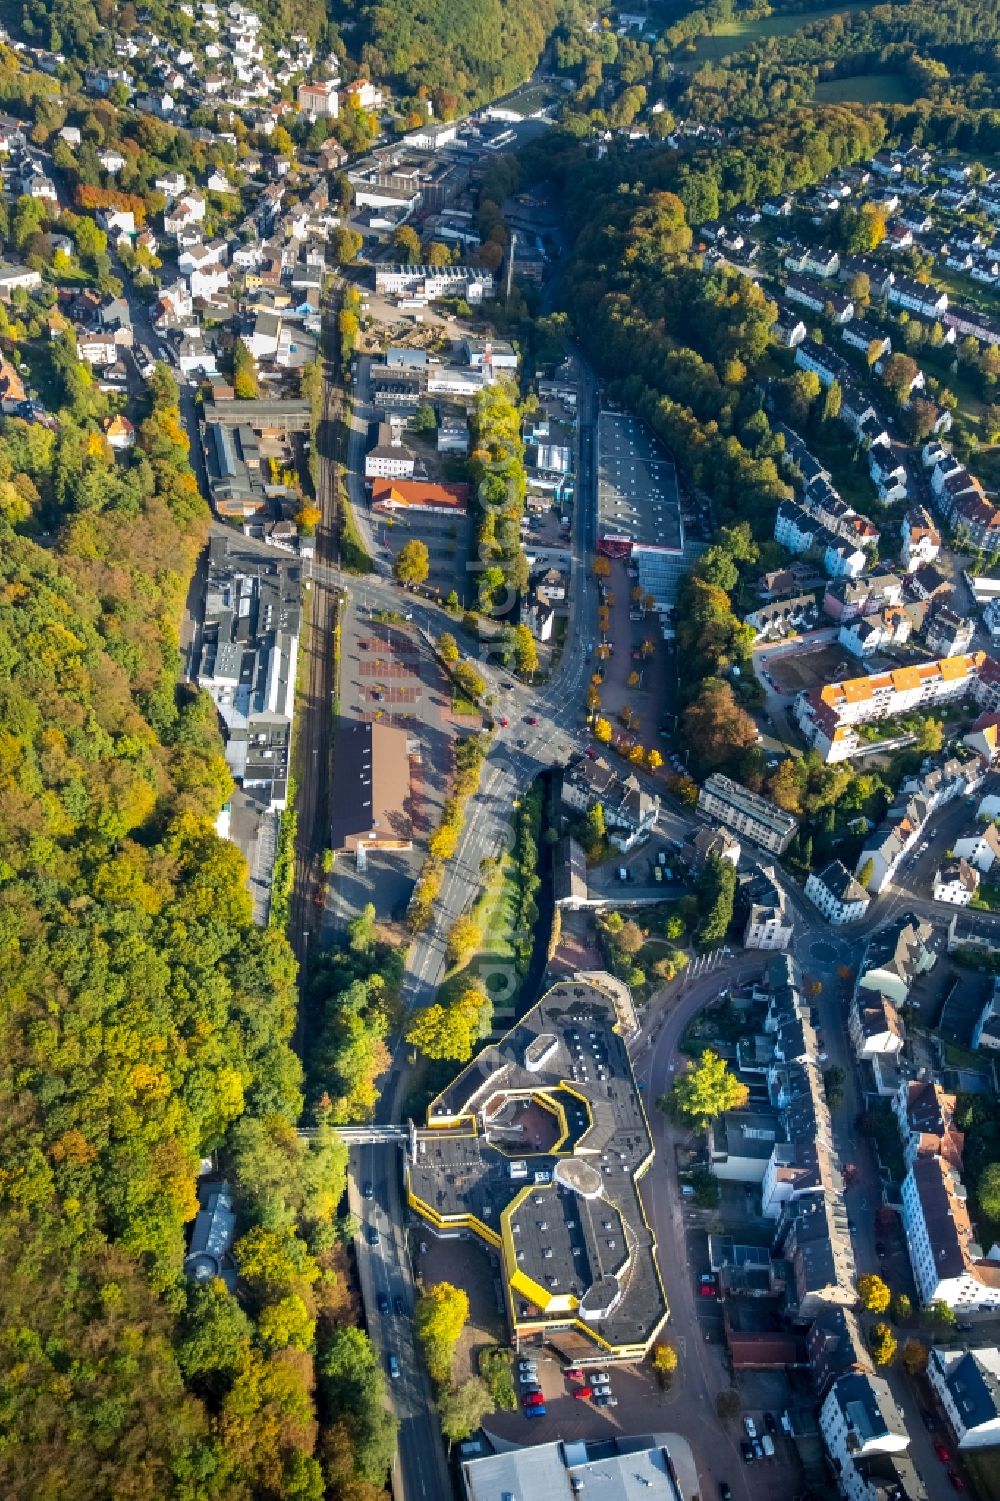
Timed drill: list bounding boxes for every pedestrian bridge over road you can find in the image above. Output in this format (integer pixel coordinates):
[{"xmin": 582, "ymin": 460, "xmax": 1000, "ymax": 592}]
[{"xmin": 297, "ymin": 1124, "xmax": 410, "ymax": 1145}]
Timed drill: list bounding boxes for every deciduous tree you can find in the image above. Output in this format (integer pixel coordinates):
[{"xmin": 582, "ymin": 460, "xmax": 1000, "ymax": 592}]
[{"xmin": 660, "ymin": 1049, "xmax": 749, "ymax": 1128}]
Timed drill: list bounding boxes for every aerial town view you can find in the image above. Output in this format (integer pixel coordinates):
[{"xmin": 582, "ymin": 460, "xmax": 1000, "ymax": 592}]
[{"xmin": 9, "ymin": 0, "xmax": 1000, "ymax": 1498}]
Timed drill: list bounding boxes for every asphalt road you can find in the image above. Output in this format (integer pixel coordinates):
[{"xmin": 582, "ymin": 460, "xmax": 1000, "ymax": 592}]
[{"xmin": 348, "ymin": 1142, "xmax": 452, "ymax": 1501}]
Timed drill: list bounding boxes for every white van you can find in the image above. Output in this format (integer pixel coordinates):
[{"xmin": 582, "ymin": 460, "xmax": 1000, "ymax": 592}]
[{"xmin": 761, "ymin": 1435, "xmax": 775, "ymax": 1458}]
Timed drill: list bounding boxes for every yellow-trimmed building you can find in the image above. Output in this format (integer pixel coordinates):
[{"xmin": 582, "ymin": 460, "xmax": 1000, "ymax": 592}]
[{"xmin": 406, "ymin": 973, "xmax": 668, "ymax": 1363}]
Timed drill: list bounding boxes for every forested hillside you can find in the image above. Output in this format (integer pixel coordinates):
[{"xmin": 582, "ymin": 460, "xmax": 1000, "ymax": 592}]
[
  {"xmin": 0, "ymin": 330, "xmax": 389, "ymax": 1496},
  {"xmin": 359, "ymin": 0, "xmax": 559, "ymax": 113}
]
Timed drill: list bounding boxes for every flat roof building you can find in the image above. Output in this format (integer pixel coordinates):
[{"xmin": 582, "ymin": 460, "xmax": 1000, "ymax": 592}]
[
  {"xmin": 331, "ymin": 721, "xmax": 413, "ymax": 854},
  {"xmin": 406, "ymin": 973, "xmax": 668, "ymax": 1362},
  {"xmin": 698, "ymin": 773, "xmax": 799, "ymax": 854},
  {"xmin": 460, "ymin": 1434, "xmax": 697, "ymax": 1501},
  {"xmin": 596, "ymin": 410, "xmax": 684, "ymax": 611}
]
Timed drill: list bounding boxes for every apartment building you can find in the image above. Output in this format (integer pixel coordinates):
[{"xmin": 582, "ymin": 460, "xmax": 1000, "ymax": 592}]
[
  {"xmin": 819, "ymin": 1373, "xmax": 910, "ymax": 1501},
  {"xmin": 795, "ymin": 653, "xmax": 994, "ymax": 763},
  {"xmin": 697, "ymin": 773, "xmax": 799, "ymax": 854},
  {"xmin": 804, "ymin": 861, "xmax": 871, "ymax": 924},
  {"xmin": 901, "ymin": 1154, "xmax": 1000, "ymax": 1310},
  {"xmin": 848, "ymin": 994, "xmax": 904, "ymax": 1097},
  {"xmin": 929, "ymin": 1346, "xmax": 1000, "ymax": 1449}
]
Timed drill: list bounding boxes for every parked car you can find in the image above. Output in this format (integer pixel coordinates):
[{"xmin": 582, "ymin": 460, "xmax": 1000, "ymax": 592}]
[
  {"xmin": 393, "ymin": 1296, "xmax": 405, "ymax": 1317},
  {"xmin": 875, "ymin": 1241, "xmax": 887, "ymax": 1259},
  {"xmin": 744, "ymin": 1418, "xmax": 757, "ymax": 1440},
  {"xmin": 720, "ymin": 1485, "xmax": 732, "ymax": 1501},
  {"xmin": 519, "ymin": 1373, "xmax": 539, "ymax": 1386},
  {"xmin": 752, "ymin": 1439, "xmax": 763, "ymax": 1461},
  {"xmin": 920, "ymin": 1411, "xmax": 935, "ymax": 1432},
  {"xmin": 594, "ymin": 1394, "xmax": 611, "ymax": 1407},
  {"xmin": 935, "ymin": 1441, "xmax": 951, "ymax": 1463},
  {"xmin": 948, "ymin": 1473, "xmax": 965, "ymax": 1491},
  {"xmin": 761, "ymin": 1435, "xmax": 775, "ymax": 1458},
  {"xmin": 377, "ymin": 1293, "xmax": 389, "ymax": 1315},
  {"xmin": 573, "ymin": 1386, "xmax": 593, "ymax": 1401},
  {"xmin": 525, "ymin": 1405, "xmax": 547, "ymax": 1419},
  {"xmin": 388, "ymin": 1354, "xmax": 400, "ymax": 1379},
  {"xmin": 518, "ymin": 1361, "xmax": 537, "ymax": 1374},
  {"xmin": 522, "ymin": 1393, "xmax": 545, "ymax": 1408},
  {"xmin": 591, "ymin": 1372, "xmax": 610, "ymax": 1386},
  {"xmin": 362, "ymin": 1181, "xmax": 374, "ymax": 1200},
  {"xmin": 740, "ymin": 1442, "xmax": 754, "ymax": 1465},
  {"xmin": 366, "ymin": 1225, "xmax": 379, "ymax": 1246},
  {"xmin": 700, "ymin": 1274, "xmax": 718, "ymax": 1298},
  {"xmin": 763, "ymin": 1412, "xmax": 776, "ymax": 1434}
]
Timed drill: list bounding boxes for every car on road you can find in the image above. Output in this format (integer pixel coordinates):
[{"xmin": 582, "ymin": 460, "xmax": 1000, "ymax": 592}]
[
  {"xmin": 935, "ymin": 1440, "xmax": 951, "ymax": 1463},
  {"xmin": 363, "ymin": 1181, "xmax": 374, "ymax": 1200},
  {"xmin": 366, "ymin": 1225, "xmax": 379, "ymax": 1246},
  {"xmin": 949, "ymin": 1473, "xmax": 965, "ymax": 1491},
  {"xmin": 388, "ymin": 1354, "xmax": 400, "ymax": 1379},
  {"xmin": 744, "ymin": 1418, "xmax": 757, "ymax": 1440},
  {"xmin": 573, "ymin": 1386, "xmax": 593, "ymax": 1400},
  {"xmin": 393, "ymin": 1296, "xmax": 405, "ymax": 1317},
  {"xmin": 740, "ymin": 1442, "xmax": 754, "ymax": 1464},
  {"xmin": 377, "ymin": 1293, "xmax": 389, "ymax": 1315},
  {"xmin": 525, "ymin": 1405, "xmax": 547, "ymax": 1419}
]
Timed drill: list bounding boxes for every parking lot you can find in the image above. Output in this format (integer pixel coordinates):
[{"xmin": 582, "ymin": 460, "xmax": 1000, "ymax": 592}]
[
  {"xmin": 369, "ymin": 503, "xmax": 474, "ymax": 606},
  {"xmin": 329, "ymin": 596, "xmax": 471, "ymax": 930}
]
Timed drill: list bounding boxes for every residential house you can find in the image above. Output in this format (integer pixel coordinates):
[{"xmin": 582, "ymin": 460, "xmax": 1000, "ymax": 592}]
[
  {"xmin": 0, "ymin": 262, "xmax": 42, "ymax": 299},
  {"xmin": 819, "ymin": 1373, "xmax": 910, "ymax": 1501},
  {"xmin": 805, "ymin": 861, "xmax": 871, "ymax": 924},
  {"xmin": 932, "ymin": 858, "xmax": 980, "ymax": 905},
  {"xmin": 842, "ymin": 322, "xmax": 891, "ymax": 359},
  {"xmin": 103, "ymin": 413, "xmax": 135, "ymax": 450},
  {"xmin": 365, "ymin": 421, "xmax": 415, "ymax": 480},
  {"xmin": 954, "ymin": 823, "xmax": 1000, "ymax": 875},
  {"xmin": 774, "ymin": 311, "xmax": 807, "ymax": 348},
  {"xmin": 901, "ymin": 506, "xmax": 941, "ymax": 573},
  {"xmin": 888, "ymin": 276, "xmax": 949, "ymax": 318},
  {"xmin": 684, "ymin": 824, "xmax": 741, "ymax": 872},
  {"xmin": 784, "ymin": 243, "xmax": 841, "ymax": 279},
  {"xmin": 298, "ymin": 79, "xmax": 339, "ymax": 118},
  {"xmin": 838, "ymin": 608, "xmax": 910, "ymax": 658},
  {"xmin": 928, "ymin": 1346, "xmax": 1000, "ymax": 1449},
  {"xmin": 741, "ymin": 866, "xmax": 794, "ymax": 951},
  {"xmin": 972, "ymin": 983, "xmax": 1000, "ymax": 1051},
  {"xmin": 964, "ymin": 713, "xmax": 1000, "ymax": 764},
  {"xmin": 894, "ymin": 1080, "xmax": 965, "ymax": 1173},
  {"xmin": 857, "ymin": 917, "xmax": 936, "ymax": 1005},
  {"xmin": 824, "ymin": 572, "xmax": 904, "ymax": 624},
  {"xmin": 927, "ymin": 607, "xmax": 975, "ymax": 659},
  {"xmin": 849, "ymin": 993, "xmax": 904, "ymax": 1097}
]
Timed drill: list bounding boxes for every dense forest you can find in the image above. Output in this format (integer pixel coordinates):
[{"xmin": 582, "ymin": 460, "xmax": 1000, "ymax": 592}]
[{"xmin": 0, "ymin": 319, "xmax": 390, "ymax": 1495}]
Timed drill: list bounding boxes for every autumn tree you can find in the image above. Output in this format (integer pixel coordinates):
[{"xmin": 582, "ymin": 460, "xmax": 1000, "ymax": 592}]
[
  {"xmin": 660, "ymin": 1049, "xmax": 749, "ymax": 1128},
  {"xmin": 857, "ymin": 1273, "xmax": 891, "ymax": 1314},
  {"xmin": 394, "ymin": 539, "xmax": 430, "ymax": 586},
  {"xmin": 438, "ymin": 1377, "xmax": 494, "ymax": 1441},
  {"xmin": 902, "ymin": 1338, "xmax": 928, "ymax": 1376},
  {"xmin": 446, "ymin": 915, "xmax": 482, "ymax": 968},
  {"xmin": 393, "ymin": 225, "xmax": 422, "ymax": 265},
  {"xmin": 406, "ymin": 982, "xmax": 489, "ymax": 1062},
  {"xmin": 332, "ymin": 226, "xmax": 363, "ymax": 263},
  {"xmin": 593, "ymin": 717, "xmax": 613, "ymax": 744},
  {"xmin": 870, "ymin": 1321, "xmax": 897, "ymax": 1367},
  {"xmin": 415, "ymin": 1282, "xmax": 469, "ymax": 1387},
  {"xmin": 682, "ymin": 678, "xmax": 758, "ymax": 773},
  {"xmin": 437, "ymin": 632, "xmax": 460, "ymax": 665},
  {"xmin": 513, "ymin": 623, "xmax": 539, "ymax": 676},
  {"xmin": 232, "ymin": 337, "xmax": 259, "ymax": 399},
  {"xmin": 652, "ymin": 1341, "xmax": 678, "ymax": 1386}
]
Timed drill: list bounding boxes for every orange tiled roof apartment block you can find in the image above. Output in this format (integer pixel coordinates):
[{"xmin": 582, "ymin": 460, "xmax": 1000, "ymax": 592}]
[{"xmin": 794, "ymin": 651, "xmax": 1000, "ymax": 762}]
